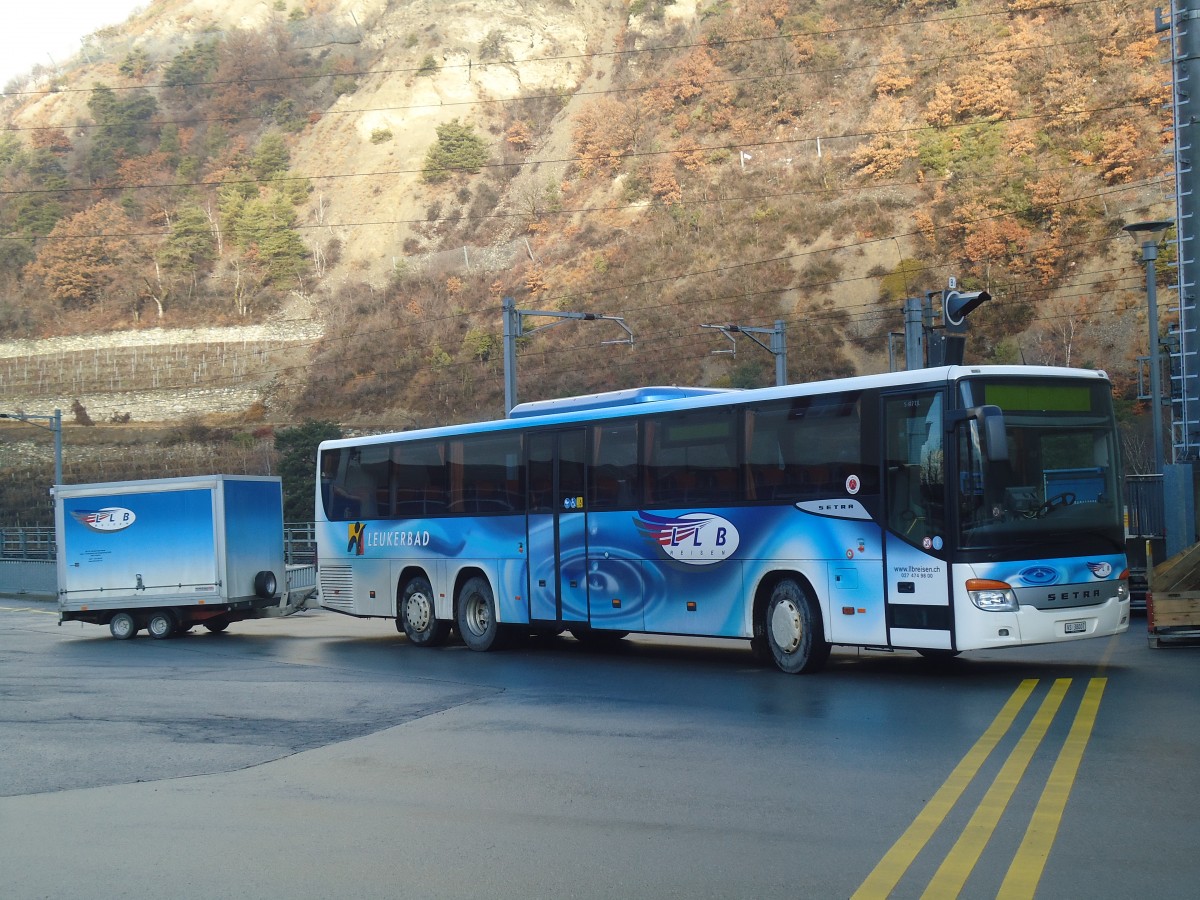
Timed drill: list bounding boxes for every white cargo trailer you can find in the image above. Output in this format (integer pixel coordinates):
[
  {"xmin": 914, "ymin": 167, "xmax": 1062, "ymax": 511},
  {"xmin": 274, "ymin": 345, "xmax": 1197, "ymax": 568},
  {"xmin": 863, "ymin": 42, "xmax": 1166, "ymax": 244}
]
[{"xmin": 54, "ymin": 475, "xmax": 304, "ymax": 639}]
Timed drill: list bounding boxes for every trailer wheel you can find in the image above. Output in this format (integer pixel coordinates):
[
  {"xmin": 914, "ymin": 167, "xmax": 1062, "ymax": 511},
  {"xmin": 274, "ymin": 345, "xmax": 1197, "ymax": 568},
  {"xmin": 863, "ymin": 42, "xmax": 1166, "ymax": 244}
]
[
  {"xmin": 456, "ymin": 576, "xmax": 506, "ymax": 651},
  {"xmin": 147, "ymin": 611, "xmax": 175, "ymax": 640},
  {"xmin": 109, "ymin": 612, "xmax": 137, "ymax": 640},
  {"xmin": 762, "ymin": 578, "xmax": 830, "ymax": 674},
  {"xmin": 400, "ymin": 576, "xmax": 451, "ymax": 647}
]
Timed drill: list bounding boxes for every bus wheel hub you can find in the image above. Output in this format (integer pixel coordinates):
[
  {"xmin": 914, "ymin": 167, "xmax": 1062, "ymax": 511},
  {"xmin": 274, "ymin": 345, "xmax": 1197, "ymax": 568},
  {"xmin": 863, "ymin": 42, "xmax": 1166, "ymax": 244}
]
[{"xmin": 771, "ymin": 599, "xmax": 802, "ymax": 653}]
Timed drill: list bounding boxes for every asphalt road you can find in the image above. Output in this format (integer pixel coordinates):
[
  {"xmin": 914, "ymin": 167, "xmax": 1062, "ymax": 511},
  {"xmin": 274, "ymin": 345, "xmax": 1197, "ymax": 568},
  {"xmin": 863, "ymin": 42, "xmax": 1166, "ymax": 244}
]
[{"xmin": 1, "ymin": 598, "xmax": 1197, "ymax": 899}]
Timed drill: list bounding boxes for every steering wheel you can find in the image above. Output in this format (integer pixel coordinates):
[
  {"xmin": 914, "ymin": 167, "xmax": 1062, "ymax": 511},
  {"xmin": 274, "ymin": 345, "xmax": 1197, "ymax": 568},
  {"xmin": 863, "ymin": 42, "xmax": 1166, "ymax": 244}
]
[{"xmin": 1033, "ymin": 491, "xmax": 1076, "ymax": 518}]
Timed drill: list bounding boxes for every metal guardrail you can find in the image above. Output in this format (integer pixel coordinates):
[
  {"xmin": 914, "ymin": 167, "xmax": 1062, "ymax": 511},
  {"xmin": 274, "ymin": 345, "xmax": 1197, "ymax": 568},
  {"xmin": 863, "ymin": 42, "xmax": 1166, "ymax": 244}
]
[
  {"xmin": 0, "ymin": 527, "xmax": 55, "ymax": 559},
  {"xmin": 1, "ymin": 523, "xmax": 319, "ymax": 563},
  {"xmin": 283, "ymin": 522, "xmax": 316, "ymax": 565}
]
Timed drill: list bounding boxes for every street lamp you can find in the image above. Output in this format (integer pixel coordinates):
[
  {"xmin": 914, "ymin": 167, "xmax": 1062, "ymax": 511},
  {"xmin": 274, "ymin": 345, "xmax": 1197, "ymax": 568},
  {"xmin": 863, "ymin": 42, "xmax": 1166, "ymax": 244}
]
[
  {"xmin": 0, "ymin": 409, "xmax": 63, "ymax": 486},
  {"xmin": 1123, "ymin": 219, "xmax": 1174, "ymax": 475}
]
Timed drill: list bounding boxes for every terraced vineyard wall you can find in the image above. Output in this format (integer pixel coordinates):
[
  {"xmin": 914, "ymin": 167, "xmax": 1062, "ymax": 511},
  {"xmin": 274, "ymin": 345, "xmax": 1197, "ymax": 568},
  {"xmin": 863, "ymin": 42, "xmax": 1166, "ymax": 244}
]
[
  {"xmin": 0, "ymin": 323, "xmax": 320, "ymax": 422},
  {"xmin": 0, "ymin": 323, "xmax": 321, "ymax": 526}
]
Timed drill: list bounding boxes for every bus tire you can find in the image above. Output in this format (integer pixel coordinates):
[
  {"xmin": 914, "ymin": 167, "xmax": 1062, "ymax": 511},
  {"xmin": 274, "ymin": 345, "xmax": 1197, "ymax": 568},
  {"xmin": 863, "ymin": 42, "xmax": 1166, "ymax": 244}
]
[
  {"xmin": 457, "ymin": 576, "xmax": 506, "ymax": 652},
  {"xmin": 400, "ymin": 576, "xmax": 451, "ymax": 647},
  {"xmin": 763, "ymin": 578, "xmax": 830, "ymax": 674}
]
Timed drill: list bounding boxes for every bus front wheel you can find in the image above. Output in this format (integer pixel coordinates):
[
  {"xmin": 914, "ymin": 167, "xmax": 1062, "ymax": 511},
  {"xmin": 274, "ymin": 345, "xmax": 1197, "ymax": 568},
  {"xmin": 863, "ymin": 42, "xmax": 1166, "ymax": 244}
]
[
  {"xmin": 762, "ymin": 578, "xmax": 830, "ymax": 674},
  {"xmin": 457, "ymin": 576, "xmax": 506, "ymax": 652},
  {"xmin": 400, "ymin": 576, "xmax": 452, "ymax": 647}
]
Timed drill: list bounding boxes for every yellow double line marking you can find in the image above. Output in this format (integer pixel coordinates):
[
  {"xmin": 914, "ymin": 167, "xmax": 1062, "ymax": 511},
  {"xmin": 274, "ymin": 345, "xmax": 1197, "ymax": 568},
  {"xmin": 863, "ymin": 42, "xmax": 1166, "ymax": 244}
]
[{"xmin": 853, "ymin": 677, "xmax": 1107, "ymax": 899}]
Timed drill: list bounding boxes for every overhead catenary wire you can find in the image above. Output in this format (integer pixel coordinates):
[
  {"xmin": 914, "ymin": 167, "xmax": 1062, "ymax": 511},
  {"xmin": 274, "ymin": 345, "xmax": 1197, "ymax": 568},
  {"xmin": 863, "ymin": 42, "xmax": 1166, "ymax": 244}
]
[{"xmin": 0, "ymin": 94, "xmax": 1162, "ymax": 200}]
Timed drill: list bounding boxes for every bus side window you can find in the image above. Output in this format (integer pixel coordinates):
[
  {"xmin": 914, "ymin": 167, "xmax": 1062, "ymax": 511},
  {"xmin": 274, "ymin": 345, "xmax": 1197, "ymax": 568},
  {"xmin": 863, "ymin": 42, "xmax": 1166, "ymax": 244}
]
[
  {"xmin": 590, "ymin": 422, "xmax": 639, "ymax": 510},
  {"xmin": 746, "ymin": 393, "xmax": 866, "ymax": 502},
  {"xmin": 454, "ymin": 434, "xmax": 524, "ymax": 514},
  {"xmin": 527, "ymin": 432, "xmax": 555, "ymax": 513},
  {"xmin": 341, "ymin": 450, "xmax": 380, "ymax": 518},
  {"xmin": 645, "ymin": 409, "xmax": 737, "ymax": 507},
  {"xmin": 321, "ymin": 449, "xmax": 357, "ymax": 520}
]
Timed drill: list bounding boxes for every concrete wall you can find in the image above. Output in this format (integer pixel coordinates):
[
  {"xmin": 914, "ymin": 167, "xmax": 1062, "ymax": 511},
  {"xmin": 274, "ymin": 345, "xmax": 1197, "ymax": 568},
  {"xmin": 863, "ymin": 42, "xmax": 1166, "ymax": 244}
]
[{"xmin": 0, "ymin": 559, "xmax": 56, "ymax": 598}]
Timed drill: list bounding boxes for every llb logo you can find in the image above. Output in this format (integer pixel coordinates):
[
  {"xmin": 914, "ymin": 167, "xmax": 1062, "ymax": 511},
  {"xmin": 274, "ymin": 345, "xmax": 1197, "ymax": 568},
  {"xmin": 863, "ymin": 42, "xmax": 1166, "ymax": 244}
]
[
  {"xmin": 71, "ymin": 508, "xmax": 136, "ymax": 533},
  {"xmin": 633, "ymin": 511, "xmax": 740, "ymax": 566}
]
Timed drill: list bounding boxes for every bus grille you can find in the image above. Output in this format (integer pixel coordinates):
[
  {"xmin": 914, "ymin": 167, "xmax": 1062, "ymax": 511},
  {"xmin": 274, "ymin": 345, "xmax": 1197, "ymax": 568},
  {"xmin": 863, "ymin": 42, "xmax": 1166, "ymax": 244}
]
[{"xmin": 319, "ymin": 565, "xmax": 355, "ymax": 611}]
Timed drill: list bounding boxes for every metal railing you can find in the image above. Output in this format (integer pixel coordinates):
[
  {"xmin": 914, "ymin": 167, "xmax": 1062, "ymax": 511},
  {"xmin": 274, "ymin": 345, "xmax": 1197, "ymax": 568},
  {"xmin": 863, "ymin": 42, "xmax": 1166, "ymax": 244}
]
[
  {"xmin": 283, "ymin": 522, "xmax": 316, "ymax": 565},
  {"xmin": 1, "ymin": 523, "xmax": 319, "ymax": 563},
  {"xmin": 0, "ymin": 527, "xmax": 55, "ymax": 559}
]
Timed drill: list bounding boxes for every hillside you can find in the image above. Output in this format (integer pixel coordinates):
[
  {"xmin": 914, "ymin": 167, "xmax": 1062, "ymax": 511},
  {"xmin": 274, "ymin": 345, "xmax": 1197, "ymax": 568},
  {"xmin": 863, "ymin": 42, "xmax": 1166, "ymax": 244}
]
[{"xmin": 0, "ymin": 0, "xmax": 1174, "ymax": 522}]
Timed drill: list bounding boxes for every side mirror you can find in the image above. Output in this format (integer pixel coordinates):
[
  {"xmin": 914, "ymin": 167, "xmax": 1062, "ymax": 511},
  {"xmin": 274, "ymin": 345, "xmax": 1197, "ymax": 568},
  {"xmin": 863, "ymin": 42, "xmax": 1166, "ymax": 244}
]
[
  {"xmin": 977, "ymin": 405, "xmax": 1008, "ymax": 463},
  {"xmin": 949, "ymin": 405, "xmax": 1009, "ymax": 462}
]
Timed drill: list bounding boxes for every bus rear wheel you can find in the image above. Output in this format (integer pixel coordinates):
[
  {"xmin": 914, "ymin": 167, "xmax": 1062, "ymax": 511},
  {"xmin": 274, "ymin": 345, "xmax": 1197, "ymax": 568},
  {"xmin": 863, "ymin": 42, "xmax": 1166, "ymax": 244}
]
[
  {"xmin": 762, "ymin": 578, "xmax": 830, "ymax": 674},
  {"xmin": 456, "ymin": 576, "xmax": 506, "ymax": 652},
  {"xmin": 400, "ymin": 576, "xmax": 451, "ymax": 647}
]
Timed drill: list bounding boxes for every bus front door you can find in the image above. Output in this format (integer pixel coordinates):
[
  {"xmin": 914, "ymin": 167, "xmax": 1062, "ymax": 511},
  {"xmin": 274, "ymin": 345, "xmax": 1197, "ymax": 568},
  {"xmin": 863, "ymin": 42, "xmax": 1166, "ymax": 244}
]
[
  {"xmin": 526, "ymin": 429, "xmax": 589, "ymax": 625},
  {"xmin": 882, "ymin": 389, "xmax": 954, "ymax": 650}
]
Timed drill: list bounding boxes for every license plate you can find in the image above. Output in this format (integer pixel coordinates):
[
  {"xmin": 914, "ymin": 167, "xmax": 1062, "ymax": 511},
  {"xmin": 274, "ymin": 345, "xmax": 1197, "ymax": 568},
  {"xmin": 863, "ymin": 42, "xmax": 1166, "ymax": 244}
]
[{"xmin": 1064, "ymin": 620, "xmax": 1087, "ymax": 634}]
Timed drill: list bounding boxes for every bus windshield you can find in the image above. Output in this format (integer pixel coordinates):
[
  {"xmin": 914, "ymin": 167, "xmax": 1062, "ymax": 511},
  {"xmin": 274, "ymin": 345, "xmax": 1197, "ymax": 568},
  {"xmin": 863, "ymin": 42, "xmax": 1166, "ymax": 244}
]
[{"xmin": 955, "ymin": 377, "xmax": 1124, "ymax": 555}]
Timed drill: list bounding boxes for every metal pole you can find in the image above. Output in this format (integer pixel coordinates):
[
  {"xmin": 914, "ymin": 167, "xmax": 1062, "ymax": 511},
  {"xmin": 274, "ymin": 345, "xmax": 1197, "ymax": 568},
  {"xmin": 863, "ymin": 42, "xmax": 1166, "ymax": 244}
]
[
  {"xmin": 903, "ymin": 298, "xmax": 924, "ymax": 370},
  {"xmin": 502, "ymin": 297, "xmax": 518, "ymax": 416},
  {"xmin": 52, "ymin": 409, "xmax": 62, "ymax": 486},
  {"xmin": 772, "ymin": 320, "xmax": 787, "ymax": 386},
  {"xmin": 1144, "ymin": 241, "xmax": 1166, "ymax": 474}
]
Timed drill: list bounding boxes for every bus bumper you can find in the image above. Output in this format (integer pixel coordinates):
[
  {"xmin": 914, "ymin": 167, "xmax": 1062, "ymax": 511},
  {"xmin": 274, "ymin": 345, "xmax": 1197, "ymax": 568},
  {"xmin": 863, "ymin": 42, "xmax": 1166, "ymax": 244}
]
[{"xmin": 956, "ymin": 597, "xmax": 1130, "ymax": 650}]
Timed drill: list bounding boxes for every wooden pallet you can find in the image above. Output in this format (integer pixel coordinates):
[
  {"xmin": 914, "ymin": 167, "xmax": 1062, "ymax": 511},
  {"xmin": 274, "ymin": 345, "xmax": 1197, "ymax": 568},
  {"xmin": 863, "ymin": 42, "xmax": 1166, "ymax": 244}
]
[{"xmin": 1147, "ymin": 543, "xmax": 1200, "ymax": 646}]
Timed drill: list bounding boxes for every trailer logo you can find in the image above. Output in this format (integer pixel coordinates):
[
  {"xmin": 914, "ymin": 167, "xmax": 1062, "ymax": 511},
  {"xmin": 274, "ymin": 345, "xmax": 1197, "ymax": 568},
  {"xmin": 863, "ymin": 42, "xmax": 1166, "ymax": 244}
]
[
  {"xmin": 70, "ymin": 507, "xmax": 136, "ymax": 532},
  {"xmin": 633, "ymin": 511, "xmax": 740, "ymax": 565}
]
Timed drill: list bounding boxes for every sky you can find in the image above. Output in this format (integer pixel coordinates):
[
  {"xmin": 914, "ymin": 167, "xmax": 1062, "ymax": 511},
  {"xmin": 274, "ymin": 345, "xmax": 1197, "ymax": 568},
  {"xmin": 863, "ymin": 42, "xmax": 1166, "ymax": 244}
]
[{"xmin": 3, "ymin": 2, "xmax": 146, "ymax": 88}]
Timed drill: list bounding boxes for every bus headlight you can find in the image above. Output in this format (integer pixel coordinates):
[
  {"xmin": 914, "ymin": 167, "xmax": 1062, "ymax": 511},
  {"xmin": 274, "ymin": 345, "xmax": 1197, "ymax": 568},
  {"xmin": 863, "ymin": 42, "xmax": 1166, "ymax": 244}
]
[
  {"xmin": 1117, "ymin": 570, "xmax": 1130, "ymax": 602},
  {"xmin": 967, "ymin": 578, "xmax": 1018, "ymax": 612}
]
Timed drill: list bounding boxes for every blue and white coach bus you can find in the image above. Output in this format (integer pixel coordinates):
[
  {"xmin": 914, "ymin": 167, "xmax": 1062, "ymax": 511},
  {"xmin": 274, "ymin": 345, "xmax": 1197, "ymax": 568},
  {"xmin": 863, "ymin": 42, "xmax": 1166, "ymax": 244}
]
[{"xmin": 314, "ymin": 365, "xmax": 1130, "ymax": 673}]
